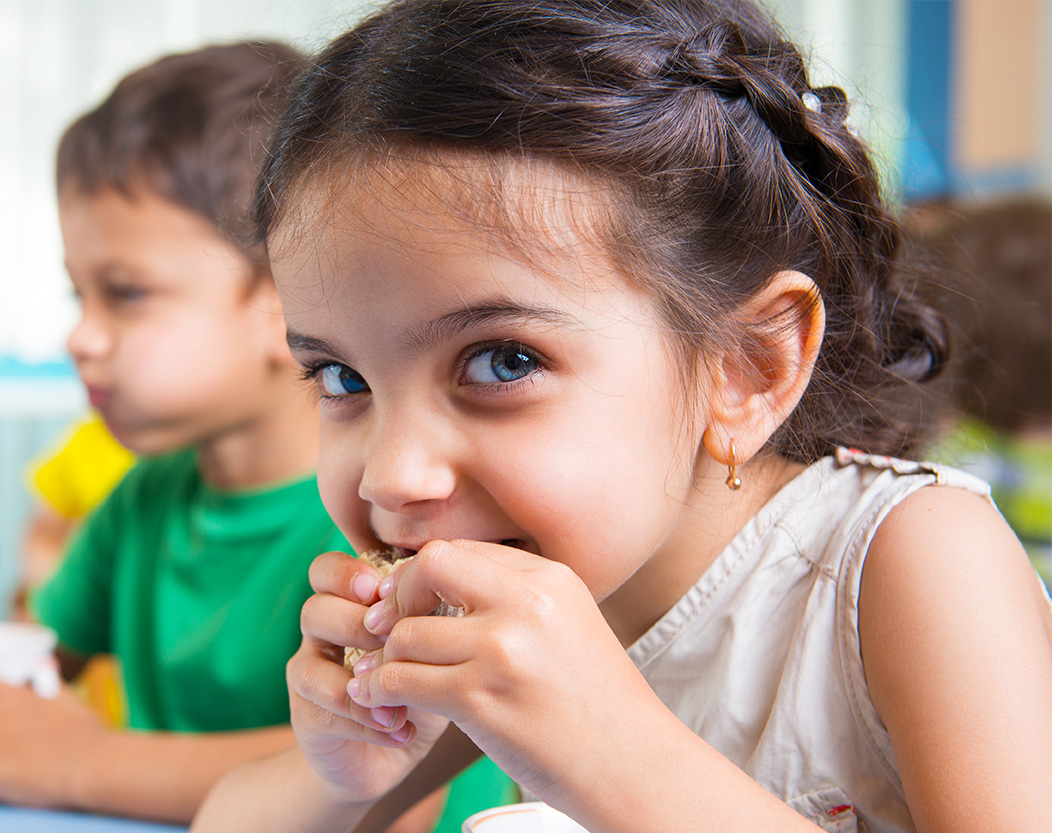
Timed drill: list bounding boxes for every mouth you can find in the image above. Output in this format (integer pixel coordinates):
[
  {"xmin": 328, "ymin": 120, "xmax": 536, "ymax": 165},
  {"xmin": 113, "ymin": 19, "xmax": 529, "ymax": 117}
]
[
  {"xmin": 85, "ymin": 386, "xmax": 111, "ymax": 409},
  {"xmin": 382, "ymin": 538, "xmax": 529, "ymax": 558}
]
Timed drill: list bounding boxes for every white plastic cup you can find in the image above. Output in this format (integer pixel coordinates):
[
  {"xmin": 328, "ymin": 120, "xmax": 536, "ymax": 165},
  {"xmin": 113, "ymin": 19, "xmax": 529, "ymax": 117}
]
[
  {"xmin": 462, "ymin": 802, "xmax": 590, "ymax": 833},
  {"xmin": 0, "ymin": 622, "xmax": 61, "ymax": 698}
]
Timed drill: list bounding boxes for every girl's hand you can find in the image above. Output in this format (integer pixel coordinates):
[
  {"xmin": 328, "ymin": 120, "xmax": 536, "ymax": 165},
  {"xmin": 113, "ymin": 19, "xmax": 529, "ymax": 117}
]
[
  {"xmin": 287, "ymin": 551, "xmax": 451, "ymax": 801},
  {"xmin": 348, "ymin": 540, "xmax": 663, "ymax": 806}
]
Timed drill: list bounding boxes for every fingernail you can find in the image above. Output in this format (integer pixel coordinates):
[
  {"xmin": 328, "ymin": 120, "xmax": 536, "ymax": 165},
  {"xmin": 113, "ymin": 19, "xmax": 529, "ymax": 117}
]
[
  {"xmin": 371, "ymin": 706, "xmax": 398, "ymax": 729},
  {"xmin": 378, "ymin": 575, "xmax": 396, "ymax": 599},
  {"xmin": 363, "ymin": 604, "xmax": 383, "ymax": 631},
  {"xmin": 353, "ymin": 654, "xmax": 376, "ymax": 675},
  {"xmin": 352, "ymin": 573, "xmax": 379, "ymax": 602},
  {"xmin": 389, "ymin": 723, "xmax": 414, "ymax": 744},
  {"xmin": 346, "ymin": 677, "xmax": 361, "ymax": 699}
]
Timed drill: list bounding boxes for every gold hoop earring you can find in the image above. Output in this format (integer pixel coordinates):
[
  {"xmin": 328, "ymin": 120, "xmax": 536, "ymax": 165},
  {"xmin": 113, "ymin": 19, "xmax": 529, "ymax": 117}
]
[{"xmin": 726, "ymin": 440, "xmax": 743, "ymax": 490}]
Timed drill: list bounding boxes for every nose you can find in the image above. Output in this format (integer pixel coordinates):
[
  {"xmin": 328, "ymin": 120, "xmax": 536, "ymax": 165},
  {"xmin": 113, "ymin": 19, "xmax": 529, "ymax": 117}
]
[
  {"xmin": 66, "ymin": 302, "xmax": 111, "ymax": 364},
  {"xmin": 358, "ymin": 407, "xmax": 457, "ymax": 513}
]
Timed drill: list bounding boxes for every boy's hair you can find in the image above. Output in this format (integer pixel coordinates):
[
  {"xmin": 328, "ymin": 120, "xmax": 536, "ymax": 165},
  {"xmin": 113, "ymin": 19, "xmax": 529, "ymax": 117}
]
[
  {"xmin": 57, "ymin": 40, "xmax": 305, "ymax": 269},
  {"xmin": 915, "ymin": 198, "xmax": 1052, "ymax": 434},
  {"xmin": 255, "ymin": 0, "xmax": 948, "ymax": 462}
]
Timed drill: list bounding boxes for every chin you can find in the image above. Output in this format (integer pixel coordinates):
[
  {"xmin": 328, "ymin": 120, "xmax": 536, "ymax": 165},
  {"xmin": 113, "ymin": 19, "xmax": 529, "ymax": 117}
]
[{"xmin": 108, "ymin": 425, "xmax": 181, "ymax": 458}]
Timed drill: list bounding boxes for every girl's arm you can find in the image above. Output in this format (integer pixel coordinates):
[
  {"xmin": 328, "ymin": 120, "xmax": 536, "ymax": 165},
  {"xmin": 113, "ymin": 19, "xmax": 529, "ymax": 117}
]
[
  {"xmin": 193, "ymin": 725, "xmax": 480, "ymax": 833},
  {"xmin": 193, "ymin": 745, "xmax": 366, "ymax": 832},
  {"xmin": 860, "ymin": 485, "xmax": 1052, "ymax": 833}
]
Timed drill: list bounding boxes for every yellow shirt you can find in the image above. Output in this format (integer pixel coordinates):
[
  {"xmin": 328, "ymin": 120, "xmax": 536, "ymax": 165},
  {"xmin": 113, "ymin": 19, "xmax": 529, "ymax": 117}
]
[{"xmin": 27, "ymin": 414, "xmax": 135, "ymax": 519}]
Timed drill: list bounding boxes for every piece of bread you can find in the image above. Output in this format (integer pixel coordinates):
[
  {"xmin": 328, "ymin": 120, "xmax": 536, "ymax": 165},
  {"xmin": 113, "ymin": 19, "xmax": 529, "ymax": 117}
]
[{"xmin": 343, "ymin": 549, "xmax": 462, "ymax": 670}]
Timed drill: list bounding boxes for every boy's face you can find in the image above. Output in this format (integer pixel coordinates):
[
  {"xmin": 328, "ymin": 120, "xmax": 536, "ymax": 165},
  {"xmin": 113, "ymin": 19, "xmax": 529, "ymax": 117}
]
[
  {"xmin": 60, "ymin": 187, "xmax": 283, "ymax": 456},
  {"xmin": 271, "ymin": 159, "xmax": 710, "ymax": 611}
]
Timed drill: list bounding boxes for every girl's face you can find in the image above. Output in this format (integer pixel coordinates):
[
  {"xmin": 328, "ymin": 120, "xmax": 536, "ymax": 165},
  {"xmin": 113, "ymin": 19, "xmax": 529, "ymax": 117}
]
[{"xmin": 272, "ymin": 160, "xmax": 709, "ymax": 611}]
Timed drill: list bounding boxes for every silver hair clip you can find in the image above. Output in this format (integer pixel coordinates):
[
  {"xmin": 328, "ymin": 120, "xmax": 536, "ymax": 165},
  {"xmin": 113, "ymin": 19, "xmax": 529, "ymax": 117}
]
[{"xmin": 801, "ymin": 91, "xmax": 821, "ymax": 114}]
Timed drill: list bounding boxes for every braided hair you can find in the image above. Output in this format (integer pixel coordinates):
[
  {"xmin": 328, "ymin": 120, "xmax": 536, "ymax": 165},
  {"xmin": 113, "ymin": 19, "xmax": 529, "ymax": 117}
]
[{"xmin": 256, "ymin": 0, "xmax": 949, "ymax": 461}]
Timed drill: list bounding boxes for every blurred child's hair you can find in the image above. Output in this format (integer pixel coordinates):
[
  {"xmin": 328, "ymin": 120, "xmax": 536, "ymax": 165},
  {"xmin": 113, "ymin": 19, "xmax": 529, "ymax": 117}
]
[
  {"xmin": 255, "ymin": 0, "xmax": 949, "ymax": 462},
  {"xmin": 915, "ymin": 198, "xmax": 1052, "ymax": 434},
  {"xmin": 57, "ymin": 40, "xmax": 305, "ymax": 270}
]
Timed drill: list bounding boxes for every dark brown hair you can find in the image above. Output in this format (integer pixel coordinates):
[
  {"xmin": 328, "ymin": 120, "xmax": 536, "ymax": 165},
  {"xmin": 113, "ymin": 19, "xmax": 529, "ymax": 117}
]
[
  {"xmin": 255, "ymin": 0, "xmax": 949, "ymax": 462},
  {"xmin": 57, "ymin": 40, "xmax": 305, "ymax": 268}
]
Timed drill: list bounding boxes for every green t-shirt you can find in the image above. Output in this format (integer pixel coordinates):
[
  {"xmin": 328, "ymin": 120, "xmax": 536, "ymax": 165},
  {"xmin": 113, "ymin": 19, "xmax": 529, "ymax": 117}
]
[
  {"xmin": 32, "ymin": 448, "xmax": 518, "ymax": 824},
  {"xmin": 33, "ymin": 448, "xmax": 348, "ymax": 731}
]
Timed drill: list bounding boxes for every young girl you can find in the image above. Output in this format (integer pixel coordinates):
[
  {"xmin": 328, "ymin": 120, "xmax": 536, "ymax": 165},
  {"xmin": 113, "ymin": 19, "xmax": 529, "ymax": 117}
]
[{"xmin": 193, "ymin": 1, "xmax": 1052, "ymax": 831}]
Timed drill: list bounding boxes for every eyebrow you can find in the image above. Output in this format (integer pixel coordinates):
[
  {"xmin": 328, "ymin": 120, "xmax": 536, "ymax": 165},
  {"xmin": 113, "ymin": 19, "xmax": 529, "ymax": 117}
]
[
  {"xmin": 408, "ymin": 301, "xmax": 573, "ymax": 351},
  {"xmin": 286, "ymin": 332, "xmax": 339, "ymax": 355},
  {"xmin": 287, "ymin": 300, "xmax": 574, "ymax": 358}
]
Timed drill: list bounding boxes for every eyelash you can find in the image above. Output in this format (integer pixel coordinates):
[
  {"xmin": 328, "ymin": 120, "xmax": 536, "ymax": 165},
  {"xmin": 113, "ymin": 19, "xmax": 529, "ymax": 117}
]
[
  {"xmin": 297, "ymin": 340, "xmax": 548, "ymax": 402},
  {"xmin": 458, "ymin": 340, "xmax": 546, "ymax": 391},
  {"xmin": 298, "ymin": 362, "xmax": 366, "ymax": 401}
]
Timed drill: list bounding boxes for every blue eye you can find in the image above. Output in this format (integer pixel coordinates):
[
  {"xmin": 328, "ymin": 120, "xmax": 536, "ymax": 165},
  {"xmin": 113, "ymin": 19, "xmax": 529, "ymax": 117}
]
[
  {"xmin": 318, "ymin": 364, "xmax": 368, "ymax": 396},
  {"xmin": 463, "ymin": 344, "xmax": 540, "ymax": 384}
]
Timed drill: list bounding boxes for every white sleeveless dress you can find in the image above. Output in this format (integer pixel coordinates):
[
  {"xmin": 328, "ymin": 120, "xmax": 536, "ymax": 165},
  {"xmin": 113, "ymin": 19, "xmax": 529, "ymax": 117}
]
[{"xmin": 626, "ymin": 449, "xmax": 1046, "ymax": 833}]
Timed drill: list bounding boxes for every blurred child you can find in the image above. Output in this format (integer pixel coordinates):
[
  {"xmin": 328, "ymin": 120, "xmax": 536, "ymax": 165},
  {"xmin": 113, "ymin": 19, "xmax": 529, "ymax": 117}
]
[
  {"xmin": 191, "ymin": 2, "xmax": 1052, "ymax": 831},
  {"xmin": 0, "ymin": 41, "xmax": 511, "ymax": 827}
]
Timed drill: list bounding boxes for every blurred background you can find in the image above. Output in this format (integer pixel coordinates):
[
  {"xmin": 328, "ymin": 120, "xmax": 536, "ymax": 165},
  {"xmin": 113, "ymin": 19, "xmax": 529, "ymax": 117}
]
[{"xmin": 1, "ymin": 0, "xmax": 1050, "ymax": 615}]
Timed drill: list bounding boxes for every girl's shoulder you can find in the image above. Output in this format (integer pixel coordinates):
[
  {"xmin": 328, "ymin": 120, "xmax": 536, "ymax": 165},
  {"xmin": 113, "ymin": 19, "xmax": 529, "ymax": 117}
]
[
  {"xmin": 758, "ymin": 448, "xmax": 992, "ymax": 573},
  {"xmin": 861, "ymin": 466, "xmax": 1047, "ymax": 624},
  {"xmin": 855, "ymin": 457, "xmax": 1052, "ymax": 833},
  {"xmin": 861, "ymin": 462, "xmax": 1050, "ymax": 632}
]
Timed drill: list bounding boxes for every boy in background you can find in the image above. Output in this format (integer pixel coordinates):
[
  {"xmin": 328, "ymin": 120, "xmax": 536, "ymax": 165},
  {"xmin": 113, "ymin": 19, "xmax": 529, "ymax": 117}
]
[{"xmin": 0, "ymin": 41, "xmax": 512, "ymax": 827}]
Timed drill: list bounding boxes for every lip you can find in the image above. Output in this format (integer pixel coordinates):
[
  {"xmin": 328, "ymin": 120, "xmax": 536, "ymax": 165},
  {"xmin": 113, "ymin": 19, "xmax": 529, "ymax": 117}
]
[
  {"xmin": 85, "ymin": 386, "xmax": 111, "ymax": 409},
  {"xmin": 377, "ymin": 537, "xmax": 533, "ymax": 556}
]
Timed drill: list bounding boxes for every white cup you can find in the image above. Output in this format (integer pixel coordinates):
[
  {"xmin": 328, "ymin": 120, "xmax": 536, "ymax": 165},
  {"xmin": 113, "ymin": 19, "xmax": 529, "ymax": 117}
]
[
  {"xmin": 0, "ymin": 622, "xmax": 61, "ymax": 698},
  {"xmin": 462, "ymin": 802, "xmax": 590, "ymax": 833}
]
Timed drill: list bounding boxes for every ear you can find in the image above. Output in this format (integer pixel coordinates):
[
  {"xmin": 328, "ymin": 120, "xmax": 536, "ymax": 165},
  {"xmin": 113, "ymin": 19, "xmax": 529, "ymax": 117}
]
[{"xmin": 702, "ymin": 270, "xmax": 825, "ymax": 465}]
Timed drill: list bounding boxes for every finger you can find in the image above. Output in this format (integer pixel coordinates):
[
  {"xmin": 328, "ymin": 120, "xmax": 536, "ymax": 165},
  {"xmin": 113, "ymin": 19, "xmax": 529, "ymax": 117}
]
[
  {"xmin": 291, "ymin": 691, "xmax": 416, "ymax": 747},
  {"xmin": 368, "ymin": 540, "xmax": 494, "ymax": 629},
  {"xmin": 366, "ymin": 539, "xmax": 555, "ymax": 635},
  {"xmin": 300, "ymin": 591, "xmax": 384, "ymax": 656},
  {"xmin": 348, "ymin": 658, "xmax": 472, "ymax": 725},
  {"xmin": 287, "ymin": 644, "xmax": 411, "ymax": 738},
  {"xmin": 309, "ymin": 550, "xmax": 383, "ymax": 604},
  {"xmin": 380, "ymin": 613, "xmax": 473, "ymax": 668},
  {"xmin": 287, "ymin": 642, "xmax": 359, "ymax": 718},
  {"xmin": 447, "ymin": 537, "xmax": 545, "ymax": 570}
]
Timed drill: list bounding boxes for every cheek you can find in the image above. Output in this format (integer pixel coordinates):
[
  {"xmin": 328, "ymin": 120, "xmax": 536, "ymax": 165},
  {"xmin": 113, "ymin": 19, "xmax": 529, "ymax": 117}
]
[
  {"xmin": 116, "ymin": 313, "xmax": 215, "ymax": 375},
  {"xmin": 479, "ymin": 409, "xmax": 692, "ymax": 595},
  {"xmin": 114, "ymin": 329, "xmax": 198, "ymax": 396},
  {"xmin": 317, "ymin": 424, "xmax": 366, "ymax": 538}
]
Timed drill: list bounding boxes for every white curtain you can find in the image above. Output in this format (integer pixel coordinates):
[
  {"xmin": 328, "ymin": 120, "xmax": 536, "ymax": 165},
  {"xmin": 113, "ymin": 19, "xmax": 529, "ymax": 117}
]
[{"xmin": 0, "ymin": 0, "xmax": 367, "ymax": 368}]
